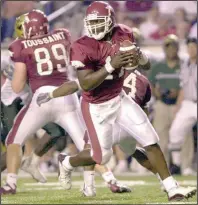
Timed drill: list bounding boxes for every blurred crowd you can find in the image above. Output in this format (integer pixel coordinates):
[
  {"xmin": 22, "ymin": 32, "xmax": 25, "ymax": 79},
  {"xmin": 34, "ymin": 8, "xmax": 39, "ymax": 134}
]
[
  {"xmin": 1, "ymin": 1, "xmax": 197, "ymax": 43},
  {"xmin": 1, "ymin": 1, "xmax": 197, "ymax": 176}
]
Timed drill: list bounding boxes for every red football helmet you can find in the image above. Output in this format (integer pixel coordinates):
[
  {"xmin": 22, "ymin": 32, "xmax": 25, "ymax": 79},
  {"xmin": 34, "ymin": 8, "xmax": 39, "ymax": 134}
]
[
  {"xmin": 84, "ymin": 1, "xmax": 116, "ymax": 40},
  {"xmin": 23, "ymin": 10, "xmax": 49, "ymax": 38}
]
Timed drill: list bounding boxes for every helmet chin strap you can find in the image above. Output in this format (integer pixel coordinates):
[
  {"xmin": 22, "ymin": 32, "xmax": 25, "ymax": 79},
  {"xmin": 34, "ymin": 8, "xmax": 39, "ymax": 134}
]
[
  {"xmin": 89, "ymin": 25, "xmax": 111, "ymax": 40},
  {"xmin": 92, "ymin": 32, "xmax": 106, "ymax": 40},
  {"xmin": 92, "ymin": 26, "xmax": 113, "ymax": 41}
]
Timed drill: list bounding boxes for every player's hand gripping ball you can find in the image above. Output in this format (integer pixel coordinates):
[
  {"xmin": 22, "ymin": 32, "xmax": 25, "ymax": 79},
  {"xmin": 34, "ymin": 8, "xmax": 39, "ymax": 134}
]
[{"xmin": 119, "ymin": 40, "xmax": 140, "ymax": 70}]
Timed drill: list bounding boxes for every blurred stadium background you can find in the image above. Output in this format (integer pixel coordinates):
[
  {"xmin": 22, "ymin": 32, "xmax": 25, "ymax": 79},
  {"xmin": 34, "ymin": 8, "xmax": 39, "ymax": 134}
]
[{"xmin": 1, "ymin": 1, "xmax": 197, "ymax": 204}]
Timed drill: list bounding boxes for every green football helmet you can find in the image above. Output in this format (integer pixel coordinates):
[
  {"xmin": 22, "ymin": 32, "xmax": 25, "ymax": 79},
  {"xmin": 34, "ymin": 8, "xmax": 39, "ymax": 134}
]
[{"xmin": 14, "ymin": 14, "xmax": 26, "ymax": 38}]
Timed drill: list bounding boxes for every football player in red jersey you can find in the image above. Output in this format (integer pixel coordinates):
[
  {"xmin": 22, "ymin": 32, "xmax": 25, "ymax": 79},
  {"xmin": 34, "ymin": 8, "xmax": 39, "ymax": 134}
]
[
  {"xmin": 0, "ymin": 14, "xmax": 68, "ymax": 184},
  {"xmin": 36, "ymin": 1, "xmax": 196, "ymax": 201},
  {"xmin": 0, "ymin": 10, "xmax": 132, "ymax": 196},
  {"xmin": 37, "ymin": 42, "xmax": 171, "ymax": 195},
  {"xmin": 37, "ymin": 47, "xmax": 173, "ymax": 194},
  {"xmin": 0, "ymin": 14, "xmax": 49, "ymax": 183},
  {"xmin": 62, "ymin": 1, "xmax": 196, "ymax": 201},
  {"xmin": 0, "ymin": 10, "xmax": 86, "ymax": 195}
]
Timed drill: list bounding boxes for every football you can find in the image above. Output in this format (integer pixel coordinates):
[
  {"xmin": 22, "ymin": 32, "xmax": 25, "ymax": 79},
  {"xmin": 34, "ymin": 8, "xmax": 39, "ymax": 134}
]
[{"xmin": 119, "ymin": 40, "xmax": 139, "ymax": 70}]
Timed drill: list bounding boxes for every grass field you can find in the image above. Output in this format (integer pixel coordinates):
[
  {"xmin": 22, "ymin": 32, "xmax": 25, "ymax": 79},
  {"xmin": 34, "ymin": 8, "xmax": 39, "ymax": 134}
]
[{"xmin": 1, "ymin": 173, "xmax": 197, "ymax": 204}]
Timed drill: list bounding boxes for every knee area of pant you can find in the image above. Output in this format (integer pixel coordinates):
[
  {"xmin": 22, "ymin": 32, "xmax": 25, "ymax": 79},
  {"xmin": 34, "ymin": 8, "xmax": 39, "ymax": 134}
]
[
  {"xmin": 169, "ymin": 126, "xmax": 177, "ymax": 138},
  {"xmin": 100, "ymin": 148, "xmax": 113, "ymax": 165},
  {"xmin": 168, "ymin": 142, "xmax": 182, "ymax": 151},
  {"xmin": 169, "ymin": 127, "xmax": 184, "ymax": 145}
]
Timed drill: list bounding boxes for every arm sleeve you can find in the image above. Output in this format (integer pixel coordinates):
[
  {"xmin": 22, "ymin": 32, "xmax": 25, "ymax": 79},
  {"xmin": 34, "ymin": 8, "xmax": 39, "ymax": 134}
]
[
  {"xmin": 70, "ymin": 43, "xmax": 93, "ymax": 71},
  {"xmin": 142, "ymin": 83, "xmax": 152, "ymax": 107},
  {"xmin": 122, "ymin": 25, "xmax": 135, "ymax": 43},
  {"xmin": 129, "ymin": 31, "xmax": 135, "ymax": 43},
  {"xmin": 116, "ymin": 24, "xmax": 135, "ymax": 43}
]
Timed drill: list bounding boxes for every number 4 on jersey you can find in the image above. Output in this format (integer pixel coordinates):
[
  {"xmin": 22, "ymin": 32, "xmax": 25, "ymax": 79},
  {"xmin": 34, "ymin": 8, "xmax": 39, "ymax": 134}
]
[{"xmin": 123, "ymin": 73, "xmax": 137, "ymax": 98}]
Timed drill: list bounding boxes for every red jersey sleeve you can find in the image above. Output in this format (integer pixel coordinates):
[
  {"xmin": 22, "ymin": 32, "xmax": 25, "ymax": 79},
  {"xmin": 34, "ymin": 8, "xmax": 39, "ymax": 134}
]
[
  {"xmin": 141, "ymin": 82, "xmax": 152, "ymax": 108},
  {"xmin": 8, "ymin": 39, "xmax": 25, "ymax": 63},
  {"xmin": 52, "ymin": 28, "xmax": 71, "ymax": 45},
  {"xmin": 117, "ymin": 24, "xmax": 135, "ymax": 43},
  {"xmin": 70, "ymin": 41, "xmax": 94, "ymax": 71}
]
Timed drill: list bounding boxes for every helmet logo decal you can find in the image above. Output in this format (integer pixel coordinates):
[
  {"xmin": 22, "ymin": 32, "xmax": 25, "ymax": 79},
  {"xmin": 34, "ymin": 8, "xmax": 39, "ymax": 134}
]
[{"xmin": 91, "ymin": 10, "xmax": 99, "ymax": 15}]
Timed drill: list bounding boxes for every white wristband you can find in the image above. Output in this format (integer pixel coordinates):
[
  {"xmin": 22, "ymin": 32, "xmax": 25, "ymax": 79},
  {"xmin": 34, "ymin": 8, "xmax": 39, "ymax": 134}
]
[
  {"xmin": 49, "ymin": 92, "xmax": 54, "ymax": 99},
  {"xmin": 104, "ymin": 56, "xmax": 115, "ymax": 73},
  {"xmin": 139, "ymin": 52, "xmax": 149, "ymax": 65},
  {"xmin": 105, "ymin": 61, "xmax": 115, "ymax": 73}
]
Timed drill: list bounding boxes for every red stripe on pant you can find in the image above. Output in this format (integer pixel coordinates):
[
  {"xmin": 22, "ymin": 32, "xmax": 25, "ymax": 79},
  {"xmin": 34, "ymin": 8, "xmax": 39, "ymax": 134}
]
[
  {"xmin": 81, "ymin": 100, "xmax": 102, "ymax": 164},
  {"xmin": 6, "ymin": 103, "xmax": 30, "ymax": 146}
]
